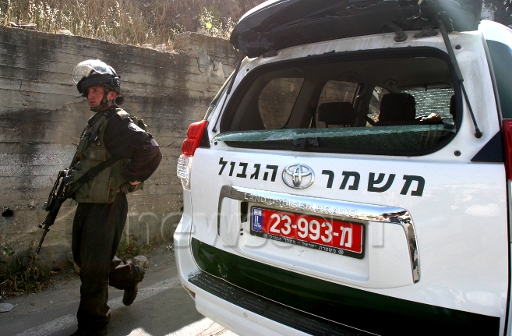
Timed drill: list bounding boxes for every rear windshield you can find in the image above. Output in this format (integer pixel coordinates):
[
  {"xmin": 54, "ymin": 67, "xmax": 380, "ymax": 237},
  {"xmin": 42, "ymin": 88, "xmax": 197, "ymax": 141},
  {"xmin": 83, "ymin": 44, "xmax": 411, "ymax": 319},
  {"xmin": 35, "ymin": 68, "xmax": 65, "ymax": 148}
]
[{"xmin": 217, "ymin": 48, "xmax": 458, "ymax": 156}]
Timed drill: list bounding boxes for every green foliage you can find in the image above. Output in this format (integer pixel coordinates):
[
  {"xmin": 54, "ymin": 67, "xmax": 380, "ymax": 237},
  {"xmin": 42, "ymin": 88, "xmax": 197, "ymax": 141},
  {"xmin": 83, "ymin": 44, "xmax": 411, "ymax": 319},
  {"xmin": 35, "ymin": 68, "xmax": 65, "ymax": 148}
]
[
  {"xmin": 116, "ymin": 234, "xmax": 152, "ymax": 261},
  {"xmin": 198, "ymin": 7, "xmax": 235, "ymax": 40},
  {"xmin": 0, "ymin": 0, "xmax": 242, "ymax": 47},
  {"xmin": 0, "ymin": 0, "xmax": 170, "ymax": 45},
  {"xmin": 0, "ymin": 250, "xmax": 53, "ymax": 299},
  {"xmin": 483, "ymin": 0, "xmax": 512, "ymax": 26}
]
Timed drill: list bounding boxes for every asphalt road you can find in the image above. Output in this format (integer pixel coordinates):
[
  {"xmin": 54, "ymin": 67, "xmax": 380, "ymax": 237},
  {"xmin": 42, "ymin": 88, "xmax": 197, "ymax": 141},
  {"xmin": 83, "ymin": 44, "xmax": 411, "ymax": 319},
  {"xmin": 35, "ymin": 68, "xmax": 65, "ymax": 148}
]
[{"xmin": 0, "ymin": 246, "xmax": 237, "ymax": 336}]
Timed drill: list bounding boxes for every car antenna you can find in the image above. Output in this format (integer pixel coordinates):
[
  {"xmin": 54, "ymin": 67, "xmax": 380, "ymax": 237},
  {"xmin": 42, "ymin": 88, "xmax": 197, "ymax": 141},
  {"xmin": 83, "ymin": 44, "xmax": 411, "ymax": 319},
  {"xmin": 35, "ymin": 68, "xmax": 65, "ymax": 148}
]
[
  {"xmin": 212, "ymin": 52, "xmax": 246, "ymax": 132},
  {"xmin": 437, "ymin": 14, "xmax": 482, "ymax": 138}
]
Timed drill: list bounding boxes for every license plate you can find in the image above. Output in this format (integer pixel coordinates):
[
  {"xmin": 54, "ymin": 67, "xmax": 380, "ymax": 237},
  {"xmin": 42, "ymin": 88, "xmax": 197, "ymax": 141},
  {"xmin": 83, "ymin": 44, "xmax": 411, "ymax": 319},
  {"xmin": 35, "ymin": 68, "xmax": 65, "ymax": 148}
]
[{"xmin": 250, "ymin": 207, "xmax": 365, "ymax": 259}]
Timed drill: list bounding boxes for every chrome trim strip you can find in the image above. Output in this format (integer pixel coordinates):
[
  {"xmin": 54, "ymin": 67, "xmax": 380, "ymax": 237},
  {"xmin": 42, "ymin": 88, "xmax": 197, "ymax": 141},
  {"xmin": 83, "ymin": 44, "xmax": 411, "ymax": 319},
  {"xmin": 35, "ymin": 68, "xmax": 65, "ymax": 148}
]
[{"xmin": 218, "ymin": 185, "xmax": 420, "ymax": 283}]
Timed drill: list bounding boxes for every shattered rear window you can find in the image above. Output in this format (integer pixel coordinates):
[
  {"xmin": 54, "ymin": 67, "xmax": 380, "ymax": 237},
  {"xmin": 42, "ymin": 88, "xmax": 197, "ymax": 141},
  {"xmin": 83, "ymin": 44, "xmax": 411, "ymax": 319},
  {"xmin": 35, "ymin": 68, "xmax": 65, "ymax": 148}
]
[{"xmin": 218, "ymin": 48, "xmax": 458, "ymax": 156}]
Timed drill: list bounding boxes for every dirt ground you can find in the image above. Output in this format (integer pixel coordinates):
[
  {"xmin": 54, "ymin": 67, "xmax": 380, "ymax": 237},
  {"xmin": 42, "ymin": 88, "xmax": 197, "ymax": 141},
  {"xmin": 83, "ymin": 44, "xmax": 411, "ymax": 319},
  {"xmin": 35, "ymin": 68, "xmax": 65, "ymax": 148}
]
[
  {"xmin": 0, "ymin": 243, "xmax": 174, "ymax": 313},
  {"xmin": 0, "ymin": 243, "xmax": 239, "ymax": 335}
]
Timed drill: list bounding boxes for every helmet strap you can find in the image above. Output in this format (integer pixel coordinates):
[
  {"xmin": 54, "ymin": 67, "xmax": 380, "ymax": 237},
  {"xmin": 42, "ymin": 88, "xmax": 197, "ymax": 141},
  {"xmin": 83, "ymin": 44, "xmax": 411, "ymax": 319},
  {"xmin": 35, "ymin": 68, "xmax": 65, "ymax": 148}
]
[{"xmin": 90, "ymin": 90, "xmax": 116, "ymax": 112}]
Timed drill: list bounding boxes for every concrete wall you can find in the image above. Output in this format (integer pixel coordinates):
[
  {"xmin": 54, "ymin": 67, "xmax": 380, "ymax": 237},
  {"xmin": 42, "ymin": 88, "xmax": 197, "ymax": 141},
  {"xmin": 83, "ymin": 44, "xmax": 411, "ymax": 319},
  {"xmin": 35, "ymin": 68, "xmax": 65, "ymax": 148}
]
[{"xmin": 0, "ymin": 26, "xmax": 239, "ymax": 268}]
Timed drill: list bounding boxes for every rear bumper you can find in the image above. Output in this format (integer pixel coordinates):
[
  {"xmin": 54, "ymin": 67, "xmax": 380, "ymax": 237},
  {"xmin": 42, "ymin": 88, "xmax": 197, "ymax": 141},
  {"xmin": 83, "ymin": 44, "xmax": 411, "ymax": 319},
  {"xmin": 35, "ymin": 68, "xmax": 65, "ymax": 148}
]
[
  {"xmin": 175, "ymin": 233, "xmax": 501, "ymax": 335},
  {"xmin": 189, "ymin": 272, "xmax": 364, "ymax": 336},
  {"xmin": 173, "ymin": 218, "xmax": 361, "ymax": 336}
]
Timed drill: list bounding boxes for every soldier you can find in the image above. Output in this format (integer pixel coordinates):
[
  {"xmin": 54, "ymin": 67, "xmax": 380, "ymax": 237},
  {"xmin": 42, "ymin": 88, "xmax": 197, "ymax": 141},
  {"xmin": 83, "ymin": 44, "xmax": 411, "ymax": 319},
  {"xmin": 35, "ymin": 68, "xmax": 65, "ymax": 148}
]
[{"xmin": 70, "ymin": 60, "xmax": 162, "ymax": 335}]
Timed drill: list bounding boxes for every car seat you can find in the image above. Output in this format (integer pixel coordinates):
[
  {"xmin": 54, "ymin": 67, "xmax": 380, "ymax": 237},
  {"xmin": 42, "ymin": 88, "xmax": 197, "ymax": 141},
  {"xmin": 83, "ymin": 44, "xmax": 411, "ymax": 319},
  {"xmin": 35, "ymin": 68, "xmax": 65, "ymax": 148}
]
[
  {"xmin": 317, "ymin": 102, "xmax": 356, "ymax": 127},
  {"xmin": 377, "ymin": 93, "xmax": 419, "ymax": 126}
]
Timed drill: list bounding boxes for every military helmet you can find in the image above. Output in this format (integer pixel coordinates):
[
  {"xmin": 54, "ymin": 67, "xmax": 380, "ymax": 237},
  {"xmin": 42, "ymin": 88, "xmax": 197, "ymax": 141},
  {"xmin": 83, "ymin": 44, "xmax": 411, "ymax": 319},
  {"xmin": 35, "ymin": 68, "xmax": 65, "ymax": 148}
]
[{"xmin": 72, "ymin": 59, "xmax": 121, "ymax": 96}]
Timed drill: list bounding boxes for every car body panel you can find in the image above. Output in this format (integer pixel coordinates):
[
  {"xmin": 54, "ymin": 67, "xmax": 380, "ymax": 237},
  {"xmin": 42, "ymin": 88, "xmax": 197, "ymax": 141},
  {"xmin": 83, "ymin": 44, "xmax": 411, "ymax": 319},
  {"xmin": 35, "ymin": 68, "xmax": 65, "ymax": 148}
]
[{"xmin": 188, "ymin": 146, "xmax": 508, "ymax": 311}]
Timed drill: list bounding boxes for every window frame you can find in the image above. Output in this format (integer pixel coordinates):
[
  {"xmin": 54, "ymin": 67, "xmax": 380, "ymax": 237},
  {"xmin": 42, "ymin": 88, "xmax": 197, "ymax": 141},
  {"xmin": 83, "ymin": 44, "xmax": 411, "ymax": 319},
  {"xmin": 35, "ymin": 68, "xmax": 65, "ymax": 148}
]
[{"xmin": 219, "ymin": 47, "xmax": 461, "ymax": 156}]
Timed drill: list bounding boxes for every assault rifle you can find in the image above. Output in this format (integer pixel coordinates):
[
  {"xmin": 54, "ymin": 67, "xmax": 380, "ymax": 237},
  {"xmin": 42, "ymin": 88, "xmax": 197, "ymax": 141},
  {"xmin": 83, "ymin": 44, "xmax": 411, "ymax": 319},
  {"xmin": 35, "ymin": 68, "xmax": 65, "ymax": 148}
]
[{"xmin": 35, "ymin": 168, "xmax": 74, "ymax": 255}]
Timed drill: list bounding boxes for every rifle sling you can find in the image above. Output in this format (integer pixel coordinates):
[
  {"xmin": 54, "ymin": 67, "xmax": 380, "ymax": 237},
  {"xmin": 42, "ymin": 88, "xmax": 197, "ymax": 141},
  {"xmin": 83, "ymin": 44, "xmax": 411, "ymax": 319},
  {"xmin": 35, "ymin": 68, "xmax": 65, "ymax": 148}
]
[{"xmin": 68, "ymin": 156, "xmax": 120, "ymax": 196}]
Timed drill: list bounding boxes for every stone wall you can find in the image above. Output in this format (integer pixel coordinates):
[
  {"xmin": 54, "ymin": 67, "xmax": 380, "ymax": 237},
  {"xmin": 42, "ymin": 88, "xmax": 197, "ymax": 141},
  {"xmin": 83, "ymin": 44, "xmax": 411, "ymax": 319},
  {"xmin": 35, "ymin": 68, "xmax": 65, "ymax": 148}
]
[{"xmin": 0, "ymin": 26, "xmax": 239, "ymax": 268}]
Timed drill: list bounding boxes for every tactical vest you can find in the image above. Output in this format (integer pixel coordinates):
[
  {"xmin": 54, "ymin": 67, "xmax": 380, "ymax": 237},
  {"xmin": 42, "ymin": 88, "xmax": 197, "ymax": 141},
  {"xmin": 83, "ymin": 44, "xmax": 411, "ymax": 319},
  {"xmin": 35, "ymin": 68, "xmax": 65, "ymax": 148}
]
[{"xmin": 73, "ymin": 108, "xmax": 138, "ymax": 203}]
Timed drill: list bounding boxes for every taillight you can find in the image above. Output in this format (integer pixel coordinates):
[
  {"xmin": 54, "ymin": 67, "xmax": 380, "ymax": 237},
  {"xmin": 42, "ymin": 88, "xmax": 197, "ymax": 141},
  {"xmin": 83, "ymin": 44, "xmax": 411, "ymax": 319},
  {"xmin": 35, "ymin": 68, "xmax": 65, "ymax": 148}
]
[
  {"xmin": 181, "ymin": 120, "xmax": 208, "ymax": 156},
  {"xmin": 178, "ymin": 120, "xmax": 208, "ymax": 191},
  {"xmin": 503, "ymin": 119, "xmax": 512, "ymax": 180}
]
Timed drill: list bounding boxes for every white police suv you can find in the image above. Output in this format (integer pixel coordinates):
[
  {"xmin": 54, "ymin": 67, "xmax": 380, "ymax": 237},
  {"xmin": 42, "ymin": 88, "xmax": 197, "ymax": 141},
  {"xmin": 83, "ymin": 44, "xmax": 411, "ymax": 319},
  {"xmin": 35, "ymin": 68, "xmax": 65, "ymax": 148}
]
[{"xmin": 175, "ymin": 0, "xmax": 512, "ymax": 334}]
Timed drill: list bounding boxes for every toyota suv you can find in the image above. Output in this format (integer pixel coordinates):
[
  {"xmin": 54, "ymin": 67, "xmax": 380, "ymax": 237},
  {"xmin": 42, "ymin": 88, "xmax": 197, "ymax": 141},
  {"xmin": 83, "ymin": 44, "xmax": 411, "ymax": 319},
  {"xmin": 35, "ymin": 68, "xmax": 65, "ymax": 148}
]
[{"xmin": 174, "ymin": 0, "xmax": 512, "ymax": 334}]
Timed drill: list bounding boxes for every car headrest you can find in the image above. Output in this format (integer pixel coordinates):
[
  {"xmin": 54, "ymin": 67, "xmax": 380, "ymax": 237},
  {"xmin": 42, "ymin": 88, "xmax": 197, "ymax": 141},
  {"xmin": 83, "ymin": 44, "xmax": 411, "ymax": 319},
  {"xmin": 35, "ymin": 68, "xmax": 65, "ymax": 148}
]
[
  {"xmin": 318, "ymin": 102, "xmax": 356, "ymax": 126},
  {"xmin": 379, "ymin": 93, "xmax": 416, "ymax": 123}
]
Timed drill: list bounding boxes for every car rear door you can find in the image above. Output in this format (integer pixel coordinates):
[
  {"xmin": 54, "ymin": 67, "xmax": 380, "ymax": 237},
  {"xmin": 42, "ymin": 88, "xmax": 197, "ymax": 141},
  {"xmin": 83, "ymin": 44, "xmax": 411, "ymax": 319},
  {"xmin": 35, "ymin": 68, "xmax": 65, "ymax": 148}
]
[{"xmin": 186, "ymin": 30, "xmax": 508, "ymax": 334}]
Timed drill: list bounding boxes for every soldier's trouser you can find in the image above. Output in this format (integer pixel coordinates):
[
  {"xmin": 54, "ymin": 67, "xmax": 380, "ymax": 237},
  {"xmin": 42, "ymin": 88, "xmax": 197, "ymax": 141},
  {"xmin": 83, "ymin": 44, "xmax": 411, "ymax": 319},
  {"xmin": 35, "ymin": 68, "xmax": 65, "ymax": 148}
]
[{"xmin": 72, "ymin": 193, "xmax": 144, "ymax": 332}]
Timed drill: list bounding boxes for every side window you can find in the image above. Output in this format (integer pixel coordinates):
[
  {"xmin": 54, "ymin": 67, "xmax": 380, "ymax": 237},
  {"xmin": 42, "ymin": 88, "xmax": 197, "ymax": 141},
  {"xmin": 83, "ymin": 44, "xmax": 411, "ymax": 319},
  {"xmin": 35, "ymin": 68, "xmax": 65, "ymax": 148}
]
[
  {"xmin": 259, "ymin": 78, "xmax": 304, "ymax": 129},
  {"xmin": 318, "ymin": 81, "xmax": 358, "ymax": 104},
  {"xmin": 316, "ymin": 81, "xmax": 358, "ymax": 128},
  {"xmin": 368, "ymin": 87, "xmax": 454, "ymax": 126},
  {"xmin": 404, "ymin": 89, "xmax": 455, "ymax": 124}
]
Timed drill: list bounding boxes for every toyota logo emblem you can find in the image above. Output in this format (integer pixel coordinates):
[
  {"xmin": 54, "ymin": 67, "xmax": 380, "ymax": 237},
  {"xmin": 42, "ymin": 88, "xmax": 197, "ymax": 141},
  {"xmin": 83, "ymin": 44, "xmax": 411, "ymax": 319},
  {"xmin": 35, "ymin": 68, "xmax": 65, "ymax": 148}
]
[{"xmin": 282, "ymin": 164, "xmax": 315, "ymax": 189}]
